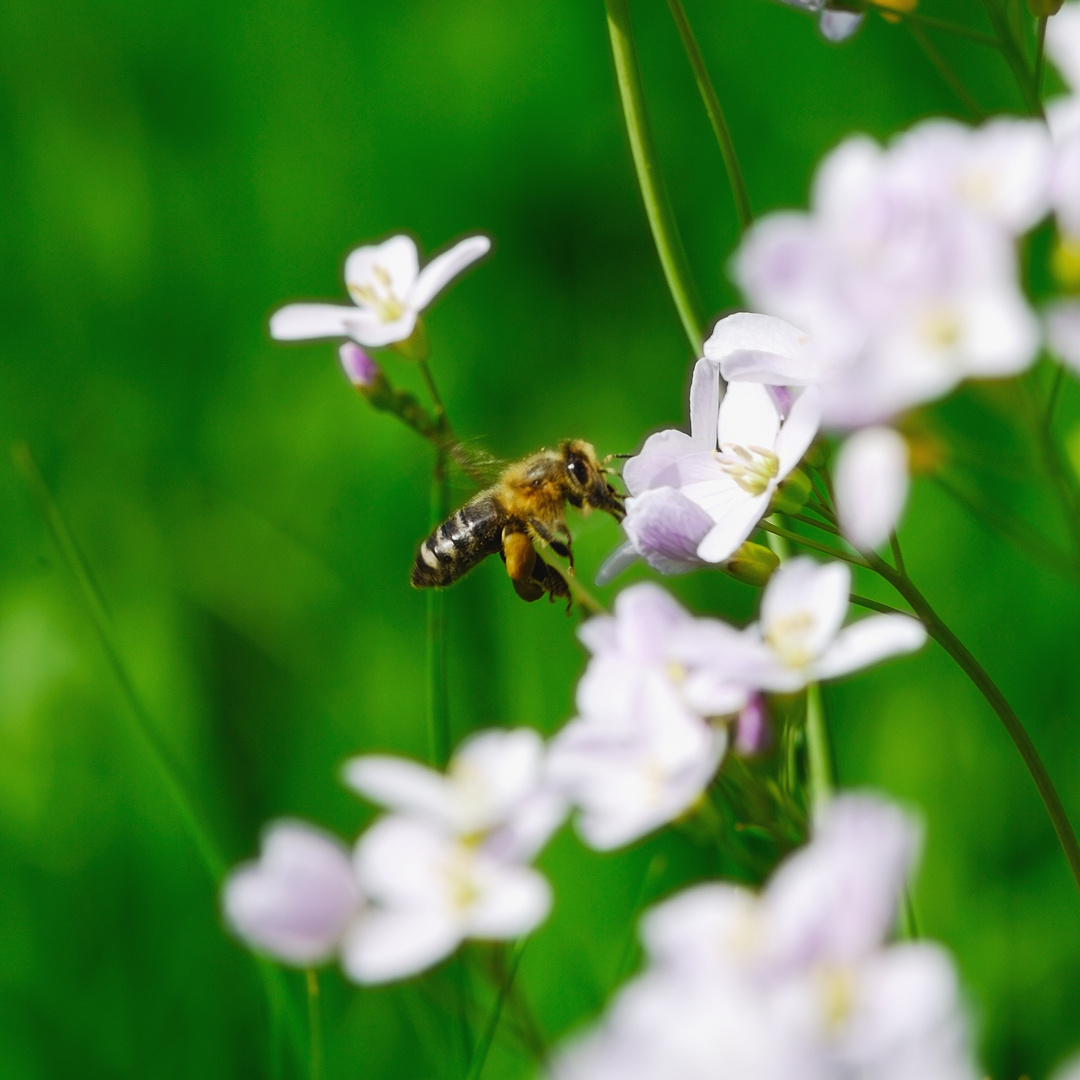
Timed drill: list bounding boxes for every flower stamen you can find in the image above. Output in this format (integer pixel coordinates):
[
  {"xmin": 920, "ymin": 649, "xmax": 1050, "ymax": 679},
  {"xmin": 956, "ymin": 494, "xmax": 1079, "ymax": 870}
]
[{"xmin": 715, "ymin": 443, "xmax": 780, "ymax": 496}]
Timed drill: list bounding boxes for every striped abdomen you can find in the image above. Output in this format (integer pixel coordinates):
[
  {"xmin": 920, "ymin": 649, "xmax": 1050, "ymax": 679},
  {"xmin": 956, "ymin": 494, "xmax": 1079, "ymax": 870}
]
[{"xmin": 411, "ymin": 493, "xmax": 506, "ymax": 588}]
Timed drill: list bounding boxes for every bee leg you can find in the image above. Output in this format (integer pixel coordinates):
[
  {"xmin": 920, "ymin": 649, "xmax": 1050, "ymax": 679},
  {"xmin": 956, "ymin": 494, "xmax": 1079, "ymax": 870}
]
[
  {"xmin": 503, "ymin": 529, "xmax": 545, "ymax": 603},
  {"xmin": 532, "ymin": 558, "xmax": 572, "ymax": 613},
  {"xmin": 528, "ymin": 517, "xmax": 575, "ymax": 574}
]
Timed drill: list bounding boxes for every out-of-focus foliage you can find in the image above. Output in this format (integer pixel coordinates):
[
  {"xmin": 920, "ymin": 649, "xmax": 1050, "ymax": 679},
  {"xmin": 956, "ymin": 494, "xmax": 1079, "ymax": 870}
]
[{"xmin": 1, "ymin": 0, "xmax": 1078, "ymax": 1076}]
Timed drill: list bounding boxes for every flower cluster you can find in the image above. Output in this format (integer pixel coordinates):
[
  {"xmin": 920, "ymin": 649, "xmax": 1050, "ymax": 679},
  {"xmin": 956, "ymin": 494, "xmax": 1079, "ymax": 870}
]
[
  {"xmin": 551, "ymin": 794, "xmax": 979, "ymax": 1080},
  {"xmin": 223, "ymin": 729, "xmax": 560, "ymax": 983}
]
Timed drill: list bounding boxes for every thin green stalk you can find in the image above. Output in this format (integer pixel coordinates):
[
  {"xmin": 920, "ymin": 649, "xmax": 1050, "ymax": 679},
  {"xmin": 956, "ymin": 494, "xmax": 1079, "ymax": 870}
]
[
  {"xmin": 1035, "ymin": 15, "xmax": 1049, "ymax": 95},
  {"xmin": 758, "ymin": 519, "xmax": 869, "ymax": 569},
  {"xmin": 13, "ymin": 442, "xmax": 305, "ymax": 1067},
  {"xmin": 888, "ymin": 532, "xmax": 906, "ymax": 576},
  {"xmin": 613, "ymin": 851, "xmax": 667, "ymax": 984},
  {"xmin": 1046, "ymin": 362, "xmax": 1067, "ymax": 427},
  {"xmin": 426, "ymin": 453, "xmax": 452, "ymax": 768},
  {"xmin": 603, "ymin": 0, "xmax": 707, "ymax": 352},
  {"xmin": 866, "ymin": 550, "xmax": 1080, "ymax": 896},
  {"xmin": 804, "ymin": 684, "xmax": 833, "ymax": 817},
  {"xmin": 665, "ymin": 0, "xmax": 752, "ymax": 232},
  {"xmin": 849, "ymin": 593, "xmax": 909, "ymax": 617},
  {"xmin": 787, "ymin": 511, "xmax": 842, "ymax": 537},
  {"xmin": 857, "ymin": 0, "xmax": 999, "ymax": 46},
  {"xmin": 907, "ymin": 23, "xmax": 986, "ymax": 119},
  {"xmin": 981, "ymin": 0, "xmax": 1045, "ymax": 117},
  {"xmin": 466, "ymin": 943, "xmax": 527, "ymax": 1080},
  {"xmin": 306, "ymin": 970, "xmax": 323, "ymax": 1080}
]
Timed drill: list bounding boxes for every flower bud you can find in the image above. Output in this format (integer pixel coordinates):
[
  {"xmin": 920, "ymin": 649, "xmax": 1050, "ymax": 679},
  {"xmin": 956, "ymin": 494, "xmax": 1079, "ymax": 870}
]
[
  {"xmin": 770, "ymin": 468, "xmax": 812, "ymax": 515},
  {"xmin": 1052, "ymin": 235, "xmax": 1080, "ymax": 294},
  {"xmin": 724, "ymin": 541, "xmax": 779, "ymax": 587},
  {"xmin": 338, "ymin": 343, "xmax": 381, "ymax": 388},
  {"xmin": 734, "ymin": 694, "xmax": 773, "ymax": 757}
]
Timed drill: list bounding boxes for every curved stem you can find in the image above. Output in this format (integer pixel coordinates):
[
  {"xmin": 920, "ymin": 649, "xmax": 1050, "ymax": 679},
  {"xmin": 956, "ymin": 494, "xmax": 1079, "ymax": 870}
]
[
  {"xmin": 466, "ymin": 943, "xmax": 527, "ymax": 1080},
  {"xmin": 665, "ymin": 0, "xmax": 752, "ymax": 233},
  {"xmin": 1035, "ymin": 15, "xmax": 1049, "ymax": 96},
  {"xmin": 866, "ymin": 551, "xmax": 1080, "ymax": 896},
  {"xmin": 980, "ymin": 0, "xmax": 1045, "ymax": 118},
  {"xmin": 856, "ymin": 0, "xmax": 999, "ymax": 46},
  {"xmin": 758, "ymin": 519, "xmax": 869, "ymax": 569},
  {"xmin": 907, "ymin": 23, "xmax": 986, "ymax": 120},
  {"xmin": 603, "ymin": 0, "xmax": 707, "ymax": 352}
]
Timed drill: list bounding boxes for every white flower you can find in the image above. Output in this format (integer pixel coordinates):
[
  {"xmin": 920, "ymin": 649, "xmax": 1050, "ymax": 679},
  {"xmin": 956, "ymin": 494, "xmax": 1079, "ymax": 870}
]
[
  {"xmin": 548, "ymin": 584, "xmax": 746, "ymax": 850},
  {"xmin": 621, "ymin": 358, "xmax": 821, "ymax": 565},
  {"xmin": 342, "ymin": 814, "xmax": 551, "ymax": 983},
  {"xmin": 222, "ymin": 821, "xmax": 362, "ymax": 966},
  {"xmin": 1047, "ymin": 300, "xmax": 1080, "ymax": 373},
  {"xmin": 834, "ymin": 425, "xmax": 911, "ymax": 551},
  {"xmin": 344, "ymin": 727, "xmax": 564, "ymax": 862},
  {"xmin": 551, "ymin": 795, "xmax": 979, "ymax": 1080},
  {"xmin": 683, "ymin": 558, "xmax": 927, "ymax": 694},
  {"xmin": 270, "ymin": 233, "xmax": 490, "ymax": 348}
]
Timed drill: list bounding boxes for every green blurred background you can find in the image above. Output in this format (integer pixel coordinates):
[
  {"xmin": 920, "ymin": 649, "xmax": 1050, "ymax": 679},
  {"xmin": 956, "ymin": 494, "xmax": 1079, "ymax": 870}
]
[{"xmin": 2, "ymin": 0, "xmax": 1079, "ymax": 1075}]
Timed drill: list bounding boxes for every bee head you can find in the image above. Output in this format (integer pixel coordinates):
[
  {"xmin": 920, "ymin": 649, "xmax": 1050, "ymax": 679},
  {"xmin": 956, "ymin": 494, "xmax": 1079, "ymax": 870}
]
[{"xmin": 561, "ymin": 439, "xmax": 625, "ymax": 521}]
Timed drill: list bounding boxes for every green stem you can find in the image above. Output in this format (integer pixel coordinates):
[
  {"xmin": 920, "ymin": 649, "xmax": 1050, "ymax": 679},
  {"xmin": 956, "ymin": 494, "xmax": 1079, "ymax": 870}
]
[
  {"xmin": 866, "ymin": 551, "xmax": 1080, "ymax": 896},
  {"xmin": 426, "ymin": 453, "xmax": 452, "ymax": 769},
  {"xmin": 1046, "ymin": 361, "xmax": 1066, "ymax": 428},
  {"xmin": 857, "ymin": 0, "xmax": 999, "ymax": 46},
  {"xmin": 1035, "ymin": 15, "xmax": 1049, "ymax": 96},
  {"xmin": 981, "ymin": 0, "xmax": 1045, "ymax": 117},
  {"xmin": 466, "ymin": 943, "xmax": 527, "ymax": 1080},
  {"xmin": 758, "ymin": 519, "xmax": 869, "ymax": 569},
  {"xmin": 849, "ymin": 593, "xmax": 909, "ymax": 617},
  {"xmin": 306, "ymin": 970, "xmax": 323, "ymax": 1080},
  {"xmin": 665, "ymin": 0, "xmax": 752, "ymax": 232},
  {"xmin": 603, "ymin": 0, "xmax": 707, "ymax": 352},
  {"xmin": 805, "ymin": 684, "xmax": 833, "ymax": 816},
  {"xmin": 907, "ymin": 23, "xmax": 986, "ymax": 120},
  {"xmin": 12, "ymin": 442, "xmax": 305, "ymax": 1067},
  {"xmin": 787, "ymin": 511, "xmax": 842, "ymax": 537}
]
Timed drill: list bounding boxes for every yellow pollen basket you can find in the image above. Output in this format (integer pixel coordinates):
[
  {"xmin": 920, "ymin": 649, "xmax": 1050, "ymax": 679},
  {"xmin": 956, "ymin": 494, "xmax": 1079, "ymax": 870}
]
[
  {"xmin": 763, "ymin": 610, "xmax": 817, "ymax": 669},
  {"xmin": 348, "ymin": 262, "xmax": 407, "ymax": 323},
  {"xmin": 715, "ymin": 444, "xmax": 780, "ymax": 496}
]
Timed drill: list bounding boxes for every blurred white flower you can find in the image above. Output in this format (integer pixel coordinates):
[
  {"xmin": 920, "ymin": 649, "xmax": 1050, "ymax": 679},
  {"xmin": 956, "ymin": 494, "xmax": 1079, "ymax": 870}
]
[
  {"xmin": 834, "ymin": 425, "xmax": 911, "ymax": 551},
  {"xmin": 620, "ymin": 358, "xmax": 821, "ymax": 565},
  {"xmin": 1048, "ymin": 7, "xmax": 1080, "ymax": 243},
  {"xmin": 344, "ymin": 814, "xmax": 551, "ymax": 983},
  {"xmin": 548, "ymin": 584, "xmax": 746, "ymax": 850},
  {"xmin": 222, "ymin": 821, "xmax": 361, "ymax": 966},
  {"xmin": 270, "ymin": 233, "xmax": 490, "ymax": 348},
  {"xmin": 771, "ymin": 0, "xmax": 864, "ymax": 42},
  {"xmin": 732, "ymin": 130, "xmax": 1041, "ymax": 431},
  {"xmin": 551, "ymin": 795, "xmax": 979, "ymax": 1080},
  {"xmin": 682, "ymin": 558, "xmax": 927, "ymax": 694},
  {"xmin": 1047, "ymin": 300, "xmax": 1080, "ymax": 373},
  {"xmin": 344, "ymin": 727, "xmax": 565, "ymax": 862}
]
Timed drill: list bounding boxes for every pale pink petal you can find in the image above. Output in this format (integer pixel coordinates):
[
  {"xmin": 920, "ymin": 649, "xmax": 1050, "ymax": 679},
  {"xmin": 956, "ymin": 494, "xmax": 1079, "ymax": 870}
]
[
  {"xmin": 354, "ymin": 816, "xmax": 450, "ymax": 906},
  {"xmin": 813, "ymin": 614, "xmax": 927, "ymax": 680},
  {"xmin": 341, "ymin": 908, "xmax": 461, "ymax": 983},
  {"xmin": 774, "ymin": 385, "xmax": 822, "ymax": 477},
  {"xmin": 819, "ymin": 9, "xmax": 863, "ymax": 40},
  {"xmin": 449, "ymin": 727, "xmax": 546, "ymax": 832},
  {"xmin": 342, "ymin": 756, "xmax": 451, "ymax": 822},
  {"xmin": 834, "ymin": 426, "xmax": 910, "ymax": 551},
  {"xmin": 622, "ymin": 487, "xmax": 714, "ymax": 575},
  {"xmin": 222, "ymin": 821, "xmax": 360, "ymax": 966},
  {"xmin": 344, "ymin": 235, "xmax": 420, "ymax": 299},
  {"xmin": 761, "ymin": 558, "xmax": 850, "ymax": 660},
  {"xmin": 595, "ymin": 540, "xmax": 641, "ymax": 586},
  {"xmin": 465, "ymin": 861, "xmax": 552, "ymax": 938},
  {"xmin": 346, "ymin": 309, "xmax": 419, "ymax": 348},
  {"xmin": 269, "ymin": 303, "xmax": 355, "ymax": 341},
  {"xmin": 717, "ymin": 381, "xmax": 781, "ymax": 449},
  {"xmin": 611, "ymin": 583, "xmax": 693, "ymax": 660},
  {"xmin": 696, "ymin": 492, "xmax": 771, "ymax": 563},
  {"xmin": 1048, "ymin": 6, "xmax": 1080, "ymax": 91},
  {"xmin": 622, "ymin": 429, "xmax": 699, "ymax": 496},
  {"xmin": 706, "ymin": 311, "xmax": 820, "ymax": 386},
  {"xmin": 688, "ymin": 357, "xmax": 721, "ymax": 449},
  {"xmin": 409, "ymin": 234, "xmax": 492, "ymax": 311}
]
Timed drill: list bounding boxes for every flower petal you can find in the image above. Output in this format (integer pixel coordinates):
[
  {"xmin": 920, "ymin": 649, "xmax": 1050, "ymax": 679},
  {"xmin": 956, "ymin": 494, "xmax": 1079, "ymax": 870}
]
[
  {"xmin": 834, "ymin": 426, "xmax": 910, "ymax": 551},
  {"xmin": 269, "ymin": 303, "xmax": 355, "ymax": 341},
  {"xmin": 342, "ymin": 756, "xmax": 452, "ymax": 822},
  {"xmin": 774, "ymin": 385, "xmax": 822, "ymax": 478},
  {"xmin": 465, "ymin": 860, "xmax": 552, "ymax": 938},
  {"xmin": 1047, "ymin": 299, "xmax": 1080, "ymax": 374},
  {"xmin": 819, "ymin": 8, "xmax": 863, "ymax": 40},
  {"xmin": 696, "ymin": 492, "xmax": 771, "ymax": 563},
  {"xmin": 716, "ymin": 382, "xmax": 781, "ymax": 449},
  {"xmin": 622, "ymin": 430, "xmax": 699, "ymax": 496},
  {"xmin": 354, "ymin": 815, "xmax": 451, "ymax": 906},
  {"xmin": 344, "ymin": 235, "xmax": 420, "ymax": 300},
  {"xmin": 595, "ymin": 540, "xmax": 640, "ymax": 586},
  {"xmin": 813, "ymin": 613, "xmax": 927, "ymax": 681},
  {"xmin": 688, "ymin": 357, "xmax": 721, "ymax": 449},
  {"xmin": 622, "ymin": 487, "xmax": 714, "ymax": 575},
  {"xmin": 705, "ymin": 312, "xmax": 821, "ymax": 386},
  {"xmin": 449, "ymin": 727, "xmax": 547, "ymax": 833},
  {"xmin": 409, "ymin": 234, "xmax": 492, "ymax": 311},
  {"xmin": 761, "ymin": 558, "xmax": 850, "ymax": 662},
  {"xmin": 341, "ymin": 908, "xmax": 461, "ymax": 984}
]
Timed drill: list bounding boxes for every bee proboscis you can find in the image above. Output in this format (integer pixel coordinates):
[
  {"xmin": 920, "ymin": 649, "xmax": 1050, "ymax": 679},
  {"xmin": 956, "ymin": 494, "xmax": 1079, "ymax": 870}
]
[{"xmin": 410, "ymin": 439, "xmax": 625, "ymax": 608}]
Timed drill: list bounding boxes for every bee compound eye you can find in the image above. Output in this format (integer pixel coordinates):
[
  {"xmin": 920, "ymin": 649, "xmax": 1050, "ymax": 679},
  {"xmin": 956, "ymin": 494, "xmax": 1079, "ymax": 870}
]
[{"xmin": 568, "ymin": 457, "xmax": 587, "ymax": 484}]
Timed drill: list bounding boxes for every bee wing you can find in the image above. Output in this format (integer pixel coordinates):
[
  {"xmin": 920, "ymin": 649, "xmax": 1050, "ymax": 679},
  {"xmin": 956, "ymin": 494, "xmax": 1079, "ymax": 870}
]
[{"xmin": 446, "ymin": 439, "xmax": 506, "ymax": 488}]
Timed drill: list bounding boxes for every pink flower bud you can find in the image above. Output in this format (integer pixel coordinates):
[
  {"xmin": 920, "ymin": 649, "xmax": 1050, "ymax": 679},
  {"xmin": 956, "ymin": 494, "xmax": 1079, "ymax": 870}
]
[
  {"xmin": 338, "ymin": 343, "xmax": 380, "ymax": 388},
  {"xmin": 734, "ymin": 694, "xmax": 773, "ymax": 757}
]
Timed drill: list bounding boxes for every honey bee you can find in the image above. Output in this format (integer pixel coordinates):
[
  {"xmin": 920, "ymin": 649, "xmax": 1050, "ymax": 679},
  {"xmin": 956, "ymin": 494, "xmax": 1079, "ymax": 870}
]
[{"xmin": 411, "ymin": 439, "xmax": 625, "ymax": 607}]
